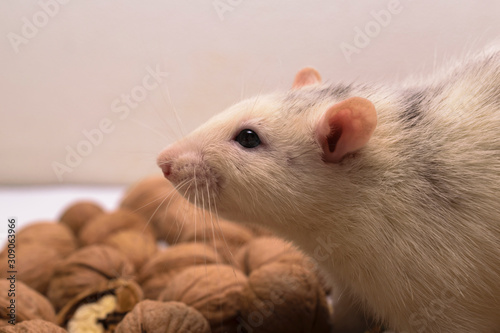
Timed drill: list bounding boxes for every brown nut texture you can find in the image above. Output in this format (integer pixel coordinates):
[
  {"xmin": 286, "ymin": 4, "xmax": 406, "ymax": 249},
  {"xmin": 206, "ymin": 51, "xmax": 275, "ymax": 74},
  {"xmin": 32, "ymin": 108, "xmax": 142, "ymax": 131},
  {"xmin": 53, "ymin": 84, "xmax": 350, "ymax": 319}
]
[
  {"xmin": 0, "ymin": 319, "xmax": 68, "ymax": 332},
  {"xmin": 103, "ymin": 230, "xmax": 158, "ymax": 271},
  {"xmin": 139, "ymin": 243, "xmax": 222, "ymax": 300},
  {"xmin": 158, "ymin": 264, "xmax": 248, "ymax": 333},
  {"xmin": 59, "ymin": 200, "xmax": 105, "ymax": 236},
  {"xmin": 0, "ymin": 280, "xmax": 56, "ymax": 324},
  {"xmin": 47, "ymin": 245, "xmax": 135, "ymax": 311},
  {"xmin": 0, "ymin": 244, "xmax": 61, "ymax": 295},
  {"xmin": 57, "ymin": 279, "xmax": 143, "ymax": 332},
  {"xmin": 15, "ymin": 221, "xmax": 77, "ymax": 258},
  {"xmin": 239, "ymin": 262, "xmax": 332, "ymax": 333},
  {"xmin": 178, "ymin": 219, "xmax": 254, "ymax": 264},
  {"xmin": 235, "ymin": 237, "xmax": 306, "ymax": 275},
  {"xmin": 244, "ymin": 224, "xmax": 275, "ymax": 237},
  {"xmin": 120, "ymin": 175, "xmax": 185, "ymax": 243},
  {"xmin": 115, "ymin": 300, "xmax": 211, "ymax": 333},
  {"xmin": 78, "ymin": 209, "xmax": 154, "ymax": 246}
]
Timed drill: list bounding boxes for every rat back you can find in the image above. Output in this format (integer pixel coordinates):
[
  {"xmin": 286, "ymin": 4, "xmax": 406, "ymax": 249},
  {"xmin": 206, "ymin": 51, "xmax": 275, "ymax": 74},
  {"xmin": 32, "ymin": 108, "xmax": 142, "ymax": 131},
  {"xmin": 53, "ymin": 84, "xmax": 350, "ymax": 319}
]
[{"xmin": 309, "ymin": 46, "xmax": 500, "ymax": 333}]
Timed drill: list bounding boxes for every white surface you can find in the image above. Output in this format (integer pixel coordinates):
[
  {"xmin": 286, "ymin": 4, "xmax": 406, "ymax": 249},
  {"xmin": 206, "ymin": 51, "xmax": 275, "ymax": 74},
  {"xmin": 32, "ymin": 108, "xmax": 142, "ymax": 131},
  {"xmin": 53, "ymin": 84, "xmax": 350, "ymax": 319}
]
[
  {"xmin": 1, "ymin": 0, "xmax": 499, "ymax": 184},
  {"xmin": 0, "ymin": 185, "xmax": 126, "ymax": 248}
]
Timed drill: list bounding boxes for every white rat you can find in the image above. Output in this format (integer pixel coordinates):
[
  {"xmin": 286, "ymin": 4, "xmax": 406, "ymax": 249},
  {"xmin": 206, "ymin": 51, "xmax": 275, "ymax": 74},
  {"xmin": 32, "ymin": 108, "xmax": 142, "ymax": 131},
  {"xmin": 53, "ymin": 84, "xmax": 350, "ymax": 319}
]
[{"xmin": 157, "ymin": 46, "xmax": 500, "ymax": 333}]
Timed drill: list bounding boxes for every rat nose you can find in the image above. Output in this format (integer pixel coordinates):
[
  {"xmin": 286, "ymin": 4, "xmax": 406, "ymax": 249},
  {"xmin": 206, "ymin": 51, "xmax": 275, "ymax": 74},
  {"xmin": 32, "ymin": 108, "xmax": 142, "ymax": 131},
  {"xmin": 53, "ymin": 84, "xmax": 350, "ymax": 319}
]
[{"xmin": 159, "ymin": 161, "xmax": 172, "ymax": 179}]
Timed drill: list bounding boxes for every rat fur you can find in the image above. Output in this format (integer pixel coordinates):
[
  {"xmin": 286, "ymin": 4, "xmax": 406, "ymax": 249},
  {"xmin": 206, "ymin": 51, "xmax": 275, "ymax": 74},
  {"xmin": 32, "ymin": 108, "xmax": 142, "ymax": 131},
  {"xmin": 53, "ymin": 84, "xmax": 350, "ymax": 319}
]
[{"xmin": 157, "ymin": 45, "xmax": 500, "ymax": 332}]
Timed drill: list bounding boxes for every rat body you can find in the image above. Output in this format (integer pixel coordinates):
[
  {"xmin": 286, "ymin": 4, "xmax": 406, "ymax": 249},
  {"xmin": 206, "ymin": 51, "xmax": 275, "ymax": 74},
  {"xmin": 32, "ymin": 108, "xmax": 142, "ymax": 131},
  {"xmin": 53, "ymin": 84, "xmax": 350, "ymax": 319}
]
[{"xmin": 157, "ymin": 46, "xmax": 500, "ymax": 332}]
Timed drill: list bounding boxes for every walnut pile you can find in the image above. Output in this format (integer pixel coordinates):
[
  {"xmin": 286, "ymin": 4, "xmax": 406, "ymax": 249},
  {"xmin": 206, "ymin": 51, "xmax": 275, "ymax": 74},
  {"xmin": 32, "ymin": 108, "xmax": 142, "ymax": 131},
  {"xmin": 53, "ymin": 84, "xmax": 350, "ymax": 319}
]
[{"xmin": 0, "ymin": 175, "xmax": 386, "ymax": 332}]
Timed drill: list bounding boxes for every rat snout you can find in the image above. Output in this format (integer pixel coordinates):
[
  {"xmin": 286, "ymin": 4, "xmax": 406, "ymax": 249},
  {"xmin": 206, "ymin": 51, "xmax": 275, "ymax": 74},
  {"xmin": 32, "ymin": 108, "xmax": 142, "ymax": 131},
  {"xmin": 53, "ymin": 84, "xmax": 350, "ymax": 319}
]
[
  {"xmin": 156, "ymin": 146, "xmax": 177, "ymax": 181},
  {"xmin": 159, "ymin": 161, "xmax": 172, "ymax": 178}
]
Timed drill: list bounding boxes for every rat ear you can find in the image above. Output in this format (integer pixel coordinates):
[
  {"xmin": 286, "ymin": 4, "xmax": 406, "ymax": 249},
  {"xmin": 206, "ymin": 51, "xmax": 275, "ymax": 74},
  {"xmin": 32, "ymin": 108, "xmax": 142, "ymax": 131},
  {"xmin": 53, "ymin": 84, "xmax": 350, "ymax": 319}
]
[
  {"xmin": 316, "ymin": 97, "xmax": 377, "ymax": 163},
  {"xmin": 292, "ymin": 67, "xmax": 322, "ymax": 89}
]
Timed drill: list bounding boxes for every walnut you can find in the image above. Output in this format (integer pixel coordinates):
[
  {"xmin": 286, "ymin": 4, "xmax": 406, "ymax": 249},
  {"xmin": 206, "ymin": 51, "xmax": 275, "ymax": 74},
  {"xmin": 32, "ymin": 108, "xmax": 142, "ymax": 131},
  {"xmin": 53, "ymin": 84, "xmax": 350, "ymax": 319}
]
[
  {"xmin": 56, "ymin": 279, "xmax": 143, "ymax": 333},
  {"xmin": 120, "ymin": 175, "xmax": 184, "ymax": 242},
  {"xmin": 138, "ymin": 242, "xmax": 222, "ymax": 299},
  {"xmin": 158, "ymin": 264, "xmax": 248, "ymax": 333},
  {"xmin": 46, "ymin": 245, "xmax": 135, "ymax": 312},
  {"xmin": 59, "ymin": 200, "xmax": 105, "ymax": 236},
  {"xmin": 115, "ymin": 300, "xmax": 210, "ymax": 333},
  {"xmin": 0, "ymin": 319, "xmax": 68, "ymax": 332},
  {"xmin": 103, "ymin": 230, "xmax": 157, "ymax": 271},
  {"xmin": 239, "ymin": 262, "xmax": 332, "ymax": 333},
  {"xmin": 178, "ymin": 219, "xmax": 255, "ymax": 264},
  {"xmin": 0, "ymin": 244, "xmax": 61, "ymax": 294},
  {"xmin": 78, "ymin": 209, "xmax": 154, "ymax": 246},
  {"xmin": 236, "ymin": 237, "xmax": 333, "ymax": 294},
  {"xmin": 234, "ymin": 236, "xmax": 306, "ymax": 274},
  {"xmin": 15, "ymin": 221, "xmax": 77, "ymax": 258},
  {"xmin": 0, "ymin": 280, "xmax": 56, "ymax": 324},
  {"xmin": 244, "ymin": 224, "xmax": 275, "ymax": 237}
]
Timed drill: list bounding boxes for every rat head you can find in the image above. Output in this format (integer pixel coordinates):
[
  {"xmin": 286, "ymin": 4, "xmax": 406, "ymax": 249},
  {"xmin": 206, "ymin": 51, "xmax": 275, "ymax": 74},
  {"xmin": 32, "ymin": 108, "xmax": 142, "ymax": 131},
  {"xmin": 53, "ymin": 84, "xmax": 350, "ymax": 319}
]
[{"xmin": 157, "ymin": 68, "xmax": 377, "ymax": 232}]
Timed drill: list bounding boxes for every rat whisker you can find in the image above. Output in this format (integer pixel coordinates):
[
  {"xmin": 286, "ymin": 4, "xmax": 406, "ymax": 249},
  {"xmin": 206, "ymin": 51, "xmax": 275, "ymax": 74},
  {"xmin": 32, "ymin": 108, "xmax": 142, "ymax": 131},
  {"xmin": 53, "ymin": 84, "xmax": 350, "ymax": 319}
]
[
  {"xmin": 161, "ymin": 178, "xmax": 189, "ymax": 244},
  {"xmin": 206, "ymin": 183, "xmax": 222, "ymax": 267},
  {"xmin": 128, "ymin": 118, "xmax": 173, "ymax": 142},
  {"xmin": 211, "ymin": 197, "xmax": 236, "ymax": 266},
  {"xmin": 169, "ymin": 179, "xmax": 195, "ymax": 245},
  {"xmin": 159, "ymin": 83, "xmax": 185, "ymax": 138}
]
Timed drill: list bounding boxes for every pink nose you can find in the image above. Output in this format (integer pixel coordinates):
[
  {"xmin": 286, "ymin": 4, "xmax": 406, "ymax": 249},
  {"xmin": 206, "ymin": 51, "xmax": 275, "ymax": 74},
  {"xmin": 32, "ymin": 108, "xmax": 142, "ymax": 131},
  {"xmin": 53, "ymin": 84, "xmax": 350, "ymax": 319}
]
[{"xmin": 160, "ymin": 161, "xmax": 172, "ymax": 179}]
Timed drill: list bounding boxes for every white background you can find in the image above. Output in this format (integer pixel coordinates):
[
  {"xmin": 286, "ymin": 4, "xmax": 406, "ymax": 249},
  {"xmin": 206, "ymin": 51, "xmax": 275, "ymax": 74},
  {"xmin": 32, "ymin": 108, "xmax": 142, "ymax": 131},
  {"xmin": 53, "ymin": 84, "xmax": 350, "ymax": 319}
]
[{"xmin": 1, "ymin": 0, "xmax": 499, "ymax": 185}]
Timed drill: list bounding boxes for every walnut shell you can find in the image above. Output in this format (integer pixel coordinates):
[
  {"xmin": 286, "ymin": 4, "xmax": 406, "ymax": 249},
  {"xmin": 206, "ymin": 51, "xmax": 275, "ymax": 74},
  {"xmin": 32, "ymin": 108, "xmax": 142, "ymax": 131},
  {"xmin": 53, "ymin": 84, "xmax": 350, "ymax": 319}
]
[
  {"xmin": 0, "ymin": 244, "xmax": 62, "ymax": 294},
  {"xmin": 15, "ymin": 221, "xmax": 77, "ymax": 258},
  {"xmin": 239, "ymin": 262, "xmax": 332, "ymax": 333},
  {"xmin": 103, "ymin": 230, "xmax": 158, "ymax": 271},
  {"xmin": 46, "ymin": 245, "xmax": 135, "ymax": 311},
  {"xmin": 120, "ymin": 176, "xmax": 184, "ymax": 242},
  {"xmin": 234, "ymin": 237, "xmax": 306, "ymax": 274},
  {"xmin": 59, "ymin": 200, "xmax": 105, "ymax": 236},
  {"xmin": 0, "ymin": 319, "xmax": 68, "ymax": 332},
  {"xmin": 236, "ymin": 237, "xmax": 333, "ymax": 294},
  {"xmin": 158, "ymin": 264, "xmax": 248, "ymax": 333},
  {"xmin": 0, "ymin": 280, "xmax": 55, "ymax": 324},
  {"xmin": 178, "ymin": 219, "xmax": 254, "ymax": 264},
  {"xmin": 244, "ymin": 224, "xmax": 275, "ymax": 237},
  {"xmin": 78, "ymin": 209, "xmax": 154, "ymax": 246},
  {"xmin": 57, "ymin": 279, "xmax": 143, "ymax": 332},
  {"xmin": 139, "ymin": 243, "xmax": 222, "ymax": 299},
  {"xmin": 115, "ymin": 300, "xmax": 210, "ymax": 333}
]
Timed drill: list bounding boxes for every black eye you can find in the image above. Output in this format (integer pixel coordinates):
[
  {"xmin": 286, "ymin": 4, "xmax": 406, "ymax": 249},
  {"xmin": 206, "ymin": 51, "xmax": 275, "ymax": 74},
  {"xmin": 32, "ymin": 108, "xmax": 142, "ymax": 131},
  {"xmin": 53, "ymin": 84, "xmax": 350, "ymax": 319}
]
[{"xmin": 235, "ymin": 129, "xmax": 261, "ymax": 148}]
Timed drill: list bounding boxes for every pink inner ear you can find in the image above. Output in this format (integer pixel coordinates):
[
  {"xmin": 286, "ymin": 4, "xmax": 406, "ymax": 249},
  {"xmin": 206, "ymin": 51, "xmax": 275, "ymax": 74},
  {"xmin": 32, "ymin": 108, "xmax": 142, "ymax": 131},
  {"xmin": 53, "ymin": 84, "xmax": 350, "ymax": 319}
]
[
  {"xmin": 292, "ymin": 67, "xmax": 322, "ymax": 89},
  {"xmin": 317, "ymin": 97, "xmax": 377, "ymax": 163}
]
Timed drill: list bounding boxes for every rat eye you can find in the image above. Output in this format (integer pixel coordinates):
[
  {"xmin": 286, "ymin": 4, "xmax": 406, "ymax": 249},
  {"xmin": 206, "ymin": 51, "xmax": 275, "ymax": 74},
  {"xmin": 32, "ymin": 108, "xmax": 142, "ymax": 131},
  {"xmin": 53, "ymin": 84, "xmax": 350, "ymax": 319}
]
[{"xmin": 235, "ymin": 129, "xmax": 261, "ymax": 148}]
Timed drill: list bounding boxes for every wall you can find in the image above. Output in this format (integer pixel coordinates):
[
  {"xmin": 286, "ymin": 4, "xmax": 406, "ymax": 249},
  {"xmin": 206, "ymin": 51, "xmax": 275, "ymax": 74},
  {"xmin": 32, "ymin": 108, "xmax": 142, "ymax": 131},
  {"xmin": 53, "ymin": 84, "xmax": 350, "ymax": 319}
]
[{"xmin": 1, "ymin": 0, "xmax": 499, "ymax": 184}]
